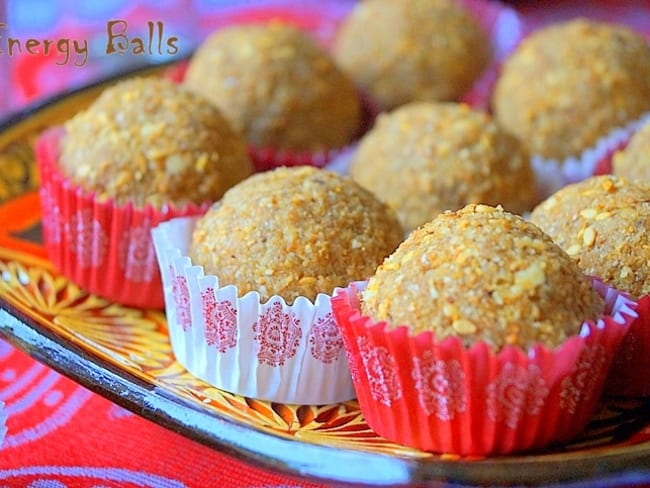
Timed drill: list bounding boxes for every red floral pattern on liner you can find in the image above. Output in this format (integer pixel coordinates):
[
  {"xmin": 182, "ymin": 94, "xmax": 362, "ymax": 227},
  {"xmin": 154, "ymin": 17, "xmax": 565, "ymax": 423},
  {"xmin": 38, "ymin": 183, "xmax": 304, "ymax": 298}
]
[
  {"xmin": 35, "ymin": 127, "xmax": 210, "ymax": 309},
  {"xmin": 253, "ymin": 301, "xmax": 302, "ymax": 367},
  {"xmin": 308, "ymin": 312, "xmax": 344, "ymax": 363},
  {"xmin": 171, "ymin": 269, "xmax": 192, "ymax": 332},
  {"xmin": 560, "ymin": 344, "xmax": 607, "ymax": 414},
  {"xmin": 605, "ymin": 294, "xmax": 650, "ymax": 397},
  {"xmin": 331, "ymin": 280, "xmax": 637, "ymax": 456},
  {"xmin": 201, "ymin": 288, "xmax": 238, "ymax": 353}
]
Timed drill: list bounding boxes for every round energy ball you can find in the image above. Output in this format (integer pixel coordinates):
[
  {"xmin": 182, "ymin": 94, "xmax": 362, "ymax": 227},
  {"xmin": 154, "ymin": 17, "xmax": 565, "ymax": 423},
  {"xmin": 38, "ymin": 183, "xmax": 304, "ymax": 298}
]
[
  {"xmin": 333, "ymin": 0, "xmax": 491, "ymax": 110},
  {"xmin": 493, "ymin": 18, "xmax": 650, "ymax": 161},
  {"xmin": 189, "ymin": 166, "xmax": 404, "ymax": 303},
  {"xmin": 59, "ymin": 77, "xmax": 253, "ymax": 208},
  {"xmin": 361, "ymin": 204, "xmax": 604, "ymax": 350},
  {"xmin": 530, "ymin": 175, "xmax": 650, "ymax": 299},
  {"xmin": 185, "ymin": 23, "xmax": 361, "ymax": 152},
  {"xmin": 349, "ymin": 102, "xmax": 537, "ymax": 231}
]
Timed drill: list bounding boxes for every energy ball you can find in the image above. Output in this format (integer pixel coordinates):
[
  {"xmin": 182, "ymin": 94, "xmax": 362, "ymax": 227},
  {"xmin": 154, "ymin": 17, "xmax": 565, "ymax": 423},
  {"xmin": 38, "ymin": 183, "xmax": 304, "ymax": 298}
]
[
  {"xmin": 185, "ymin": 23, "xmax": 361, "ymax": 152},
  {"xmin": 349, "ymin": 102, "xmax": 537, "ymax": 231},
  {"xmin": 333, "ymin": 0, "xmax": 491, "ymax": 110},
  {"xmin": 189, "ymin": 166, "xmax": 404, "ymax": 303},
  {"xmin": 59, "ymin": 77, "xmax": 253, "ymax": 208},
  {"xmin": 530, "ymin": 175, "xmax": 650, "ymax": 299},
  {"xmin": 361, "ymin": 204, "xmax": 604, "ymax": 350},
  {"xmin": 493, "ymin": 19, "xmax": 650, "ymax": 161}
]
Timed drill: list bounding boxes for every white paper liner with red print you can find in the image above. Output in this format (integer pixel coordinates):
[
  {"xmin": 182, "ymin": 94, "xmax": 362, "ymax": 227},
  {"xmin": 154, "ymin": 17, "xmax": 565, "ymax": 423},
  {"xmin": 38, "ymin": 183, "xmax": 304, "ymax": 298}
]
[
  {"xmin": 605, "ymin": 294, "xmax": 650, "ymax": 398},
  {"xmin": 35, "ymin": 127, "xmax": 210, "ymax": 310},
  {"xmin": 151, "ymin": 216, "xmax": 356, "ymax": 404},
  {"xmin": 331, "ymin": 280, "xmax": 637, "ymax": 456},
  {"xmin": 459, "ymin": 0, "xmax": 524, "ymax": 110},
  {"xmin": 532, "ymin": 112, "xmax": 650, "ymax": 199}
]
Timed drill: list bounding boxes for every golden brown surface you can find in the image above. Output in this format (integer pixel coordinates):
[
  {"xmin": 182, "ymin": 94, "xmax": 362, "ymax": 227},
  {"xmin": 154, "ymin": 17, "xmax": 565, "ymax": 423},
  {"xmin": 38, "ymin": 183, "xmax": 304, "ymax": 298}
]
[
  {"xmin": 190, "ymin": 166, "xmax": 404, "ymax": 303},
  {"xmin": 333, "ymin": 0, "xmax": 491, "ymax": 110},
  {"xmin": 349, "ymin": 102, "xmax": 537, "ymax": 231},
  {"xmin": 613, "ymin": 120, "xmax": 650, "ymax": 183},
  {"xmin": 362, "ymin": 204, "xmax": 604, "ymax": 350},
  {"xmin": 493, "ymin": 18, "xmax": 650, "ymax": 161},
  {"xmin": 59, "ymin": 77, "xmax": 253, "ymax": 208},
  {"xmin": 185, "ymin": 22, "xmax": 361, "ymax": 152},
  {"xmin": 530, "ymin": 175, "xmax": 650, "ymax": 299}
]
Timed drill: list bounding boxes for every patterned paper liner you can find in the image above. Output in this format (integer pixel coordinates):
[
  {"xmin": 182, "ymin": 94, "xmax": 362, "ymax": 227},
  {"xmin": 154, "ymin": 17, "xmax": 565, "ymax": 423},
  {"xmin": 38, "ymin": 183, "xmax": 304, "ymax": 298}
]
[
  {"xmin": 151, "ymin": 217, "xmax": 356, "ymax": 404},
  {"xmin": 331, "ymin": 281, "xmax": 637, "ymax": 456},
  {"xmin": 531, "ymin": 112, "xmax": 650, "ymax": 199},
  {"xmin": 35, "ymin": 128, "xmax": 210, "ymax": 310},
  {"xmin": 605, "ymin": 294, "xmax": 650, "ymax": 398}
]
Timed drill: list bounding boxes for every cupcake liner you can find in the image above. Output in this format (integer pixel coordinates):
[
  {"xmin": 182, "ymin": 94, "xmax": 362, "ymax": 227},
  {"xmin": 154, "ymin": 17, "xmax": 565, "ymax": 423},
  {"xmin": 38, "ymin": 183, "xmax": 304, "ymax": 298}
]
[
  {"xmin": 151, "ymin": 216, "xmax": 356, "ymax": 404},
  {"xmin": 459, "ymin": 0, "xmax": 524, "ymax": 110},
  {"xmin": 35, "ymin": 127, "xmax": 210, "ymax": 310},
  {"xmin": 165, "ymin": 54, "xmax": 379, "ymax": 173},
  {"xmin": 331, "ymin": 280, "xmax": 637, "ymax": 456},
  {"xmin": 604, "ymin": 294, "xmax": 650, "ymax": 398},
  {"xmin": 531, "ymin": 111, "xmax": 650, "ymax": 199}
]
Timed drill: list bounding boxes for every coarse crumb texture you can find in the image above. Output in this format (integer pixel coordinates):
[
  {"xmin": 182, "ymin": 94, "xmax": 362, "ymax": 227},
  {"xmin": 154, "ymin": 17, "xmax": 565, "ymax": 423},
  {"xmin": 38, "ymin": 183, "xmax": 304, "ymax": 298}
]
[
  {"xmin": 184, "ymin": 22, "xmax": 361, "ymax": 152},
  {"xmin": 530, "ymin": 175, "xmax": 650, "ymax": 299},
  {"xmin": 361, "ymin": 204, "xmax": 605, "ymax": 351},
  {"xmin": 333, "ymin": 0, "xmax": 491, "ymax": 110},
  {"xmin": 59, "ymin": 77, "xmax": 253, "ymax": 208},
  {"xmin": 349, "ymin": 102, "xmax": 537, "ymax": 231},
  {"xmin": 493, "ymin": 18, "xmax": 650, "ymax": 161},
  {"xmin": 189, "ymin": 166, "xmax": 404, "ymax": 303},
  {"xmin": 613, "ymin": 120, "xmax": 650, "ymax": 182}
]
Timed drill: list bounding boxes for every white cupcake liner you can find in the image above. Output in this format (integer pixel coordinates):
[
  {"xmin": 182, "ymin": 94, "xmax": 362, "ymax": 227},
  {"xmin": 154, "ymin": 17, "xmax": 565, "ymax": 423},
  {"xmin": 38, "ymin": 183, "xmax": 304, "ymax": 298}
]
[
  {"xmin": 0, "ymin": 401, "xmax": 6, "ymax": 448},
  {"xmin": 151, "ymin": 217, "xmax": 356, "ymax": 404},
  {"xmin": 532, "ymin": 111, "xmax": 650, "ymax": 198}
]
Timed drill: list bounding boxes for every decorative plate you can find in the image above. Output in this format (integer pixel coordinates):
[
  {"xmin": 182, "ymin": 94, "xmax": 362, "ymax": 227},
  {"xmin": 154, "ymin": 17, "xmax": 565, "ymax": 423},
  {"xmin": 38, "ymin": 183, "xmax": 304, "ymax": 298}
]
[{"xmin": 2, "ymin": 5, "xmax": 650, "ymax": 488}]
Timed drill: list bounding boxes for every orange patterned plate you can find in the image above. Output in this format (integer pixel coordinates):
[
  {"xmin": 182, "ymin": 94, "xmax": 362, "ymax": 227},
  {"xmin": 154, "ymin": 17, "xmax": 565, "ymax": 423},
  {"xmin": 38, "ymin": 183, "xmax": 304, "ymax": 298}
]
[{"xmin": 1, "ymin": 64, "xmax": 650, "ymax": 488}]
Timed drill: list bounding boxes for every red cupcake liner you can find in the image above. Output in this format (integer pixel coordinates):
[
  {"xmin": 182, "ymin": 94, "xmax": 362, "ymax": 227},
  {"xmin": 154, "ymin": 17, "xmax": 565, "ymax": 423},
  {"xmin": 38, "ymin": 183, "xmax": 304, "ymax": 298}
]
[
  {"xmin": 604, "ymin": 294, "xmax": 650, "ymax": 398},
  {"xmin": 35, "ymin": 127, "xmax": 210, "ymax": 309},
  {"xmin": 331, "ymin": 280, "xmax": 637, "ymax": 456}
]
